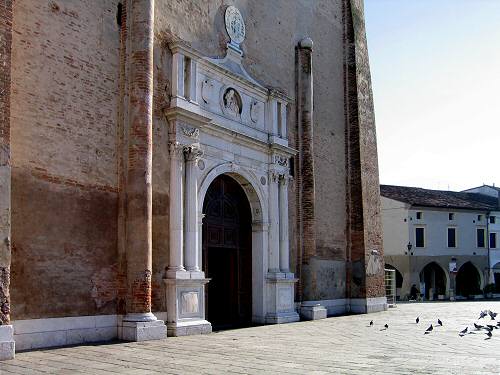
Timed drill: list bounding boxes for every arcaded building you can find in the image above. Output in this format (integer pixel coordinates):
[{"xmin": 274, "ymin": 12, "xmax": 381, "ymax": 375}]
[{"xmin": 0, "ymin": 0, "xmax": 385, "ymax": 359}]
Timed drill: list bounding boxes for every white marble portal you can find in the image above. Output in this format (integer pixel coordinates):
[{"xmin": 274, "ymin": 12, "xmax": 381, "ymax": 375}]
[{"xmin": 164, "ymin": 38, "xmax": 299, "ymax": 335}]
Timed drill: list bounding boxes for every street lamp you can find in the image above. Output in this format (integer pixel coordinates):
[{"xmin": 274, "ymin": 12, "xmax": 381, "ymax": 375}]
[{"xmin": 407, "ymin": 242, "xmax": 413, "ymax": 256}]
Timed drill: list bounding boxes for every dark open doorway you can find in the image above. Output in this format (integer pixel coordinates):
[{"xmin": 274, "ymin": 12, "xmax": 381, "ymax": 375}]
[
  {"xmin": 420, "ymin": 262, "xmax": 447, "ymax": 300},
  {"xmin": 456, "ymin": 262, "xmax": 481, "ymax": 298},
  {"xmin": 202, "ymin": 174, "xmax": 252, "ymax": 330}
]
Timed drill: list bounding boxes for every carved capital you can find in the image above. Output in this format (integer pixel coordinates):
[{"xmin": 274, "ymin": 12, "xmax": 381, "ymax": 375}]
[
  {"xmin": 279, "ymin": 174, "xmax": 292, "ymax": 186},
  {"xmin": 183, "ymin": 145, "xmax": 204, "ymax": 162},
  {"xmin": 168, "ymin": 142, "xmax": 185, "ymax": 159},
  {"xmin": 269, "ymin": 170, "xmax": 282, "ymax": 184}
]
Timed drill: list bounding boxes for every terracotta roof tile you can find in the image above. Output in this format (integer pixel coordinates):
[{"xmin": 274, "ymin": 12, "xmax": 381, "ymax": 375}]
[{"xmin": 380, "ymin": 185, "xmax": 499, "ymax": 211}]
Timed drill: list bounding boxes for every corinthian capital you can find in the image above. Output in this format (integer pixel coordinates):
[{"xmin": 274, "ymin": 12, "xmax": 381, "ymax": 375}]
[
  {"xmin": 183, "ymin": 145, "xmax": 204, "ymax": 162},
  {"xmin": 168, "ymin": 142, "xmax": 185, "ymax": 159}
]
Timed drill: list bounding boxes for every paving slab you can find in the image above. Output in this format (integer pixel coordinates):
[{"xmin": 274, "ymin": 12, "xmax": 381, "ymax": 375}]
[{"xmin": 1, "ymin": 301, "xmax": 500, "ymax": 374}]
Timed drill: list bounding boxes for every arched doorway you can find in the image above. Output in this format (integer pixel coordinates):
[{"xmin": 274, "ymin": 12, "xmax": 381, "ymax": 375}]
[
  {"xmin": 494, "ymin": 262, "xmax": 500, "ymax": 292},
  {"xmin": 456, "ymin": 262, "xmax": 481, "ymax": 298},
  {"xmin": 420, "ymin": 262, "xmax": 447, "ymax": 300},
  {"xmin": 385, "ymin": 264, "xmax": 403, "ymax": 300},
  {"xmin": 202, "ymin": 174, "xmax": 252, "ymax": 329}
]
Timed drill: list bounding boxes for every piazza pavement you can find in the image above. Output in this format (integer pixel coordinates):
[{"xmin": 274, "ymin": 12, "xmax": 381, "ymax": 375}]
[{"xmin": 1, "ymin": 301, "xmax": 499, "ymax": 374}]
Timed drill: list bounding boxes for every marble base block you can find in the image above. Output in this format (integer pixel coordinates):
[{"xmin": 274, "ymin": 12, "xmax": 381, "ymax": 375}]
[
  {"xmin": 300, "ymin": 304, "xmax": 327, "ymax": 320},
  {"xmin": 0, "ymin": 325, "xmax": 15, "ymax": 360},
  {"xmin": 119, "ymin": 320, "xmax": 166, "ymax": 342}
]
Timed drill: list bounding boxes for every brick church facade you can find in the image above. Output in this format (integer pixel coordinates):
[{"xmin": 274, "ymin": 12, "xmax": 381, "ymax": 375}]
[{"xmin": 0, "ymin": 0, "xmax": 385, "ymax": 359}]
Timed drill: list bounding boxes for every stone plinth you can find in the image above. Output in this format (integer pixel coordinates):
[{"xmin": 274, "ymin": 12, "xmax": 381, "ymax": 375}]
[
  {"xmin": 300, "ymin": 303, "xmax": 327, "ymax": 320},
  {"xmin": 165, "ymin": 278, "xmax": 212, "ymax": 336},
  {"xmin": 265, "ymin": 273, "xmax": 300, "ymax": 324},
  {"xmin": 120, "ymin": 320, "xmax": 166, "ymax": 342},
  {"xmin": 0, "ymin": 325, "xmax": 14, "ymax": 360}
]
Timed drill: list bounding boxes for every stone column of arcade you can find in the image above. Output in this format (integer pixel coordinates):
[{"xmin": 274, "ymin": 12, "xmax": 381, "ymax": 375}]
[{"xmin": 120, "ymin": 0, "xmax": 166, "ymax": 341}]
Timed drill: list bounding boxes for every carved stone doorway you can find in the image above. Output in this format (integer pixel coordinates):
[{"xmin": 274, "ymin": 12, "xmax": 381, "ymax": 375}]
[{"xmin": 202, "ymin": 174, "xmax": 252, "ymax": 330}]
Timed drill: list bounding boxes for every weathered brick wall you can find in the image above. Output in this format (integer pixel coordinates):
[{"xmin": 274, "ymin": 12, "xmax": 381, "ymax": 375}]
[
  {"xmin": 0, "ymin": 0, "xmax": 13, "ymax": 325},
  {"xmin": 153, "ymin": 0, "xmax": 348, "ymax": 303},
  {"xmin": 344, "ymin": 0, "xmax": 385, "ymax": 299},
  {"xmin": 10, "ymin": 0, "xmax": 122, "ymax": 319}
]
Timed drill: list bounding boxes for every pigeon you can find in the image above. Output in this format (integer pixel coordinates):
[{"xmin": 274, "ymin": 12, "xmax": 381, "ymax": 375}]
[
  {"xmin": 474, "ymin": 323, "xmax": 484, "ymax": 330},
  {"xmin": 384, "ymin": 324, "xmax": 389, "ymax": 329},
  {"xmin": 479, "ymin": 310, "xmax": 488, "ymax": 319},
  {"xmin": 459, "ymin": 327, "xmax": 468, "ymax": 336},
  {"xmin": 488, "ymin": 310, "xmax": 497, "ymax": 320},
  {"xmin": 437, "ymin": 319, "xmax": 443, "ymax": 326},
  {"xmin": 487, "ymin": 324, "xmax": 495, "ymax": 331},
  {"xmin": 485, "ymin": 326, "xmax": 493, "ymax": 332},
  {"xmin": 425, "ymin": 324, "xmax": 433, "ymax": 334},
  {"xmin": 485, "ymin": 330, "xmax": 493, "ymax": 339},
  {"xmin": 369, "ymin": 320, "xmax": 373, "ymax": 326},
  {"xmin": 416, "ymin": 317, "xmax": 420, "ymax": 324}
]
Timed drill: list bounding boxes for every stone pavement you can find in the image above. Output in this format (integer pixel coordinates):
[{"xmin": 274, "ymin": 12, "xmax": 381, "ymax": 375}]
[{"xmin": 1, "ymin": 301, "xmax": 500, "ymax": 374}]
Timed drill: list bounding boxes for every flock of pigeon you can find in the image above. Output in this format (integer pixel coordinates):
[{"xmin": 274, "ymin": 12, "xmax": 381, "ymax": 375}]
[{"xmin": 368, "ymin": 309, "xmax": 499, "ymax": 340}]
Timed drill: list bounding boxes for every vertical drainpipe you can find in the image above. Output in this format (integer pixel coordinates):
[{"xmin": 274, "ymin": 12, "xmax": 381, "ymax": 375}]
[{"xmin": 486, "ymin": 211, "xmax": 491, "ymax": 286}]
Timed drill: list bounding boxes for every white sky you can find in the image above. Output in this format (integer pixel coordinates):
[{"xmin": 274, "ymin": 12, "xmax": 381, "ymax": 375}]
[{"xmin": 364, "ymin": 0, "xmax": 500, "ymax": 191}]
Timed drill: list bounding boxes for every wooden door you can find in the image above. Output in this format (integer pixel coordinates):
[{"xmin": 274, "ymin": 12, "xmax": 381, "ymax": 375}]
[{"xmin": 202, "ymin": 175, "xmax": 252, "ymax": 329}]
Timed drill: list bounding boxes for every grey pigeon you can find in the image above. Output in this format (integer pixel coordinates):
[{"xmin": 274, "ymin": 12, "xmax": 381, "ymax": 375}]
[
  {"xmin": 474, "ymin": 323, "xmax": 483, "ymax": 330},
  {"xmin": 459, "ymin": 327, "xmax": 468, "ymax": 335},
  {"xmin": 369, "ymin": 320, "xmax": 373, "ymax": 326},
  {"xmin": 437, "ymin": 319, "xmax": 443, "ymax": 326},
  {"xmin": 479, "ymin": 310, "xmax": 488, "ymax": 319},
  {"xmin": 425, "ymin": 324, "xmax": 433, "ymax": 334},
  {"xmin": 486, "ymin": 330, "xmax": 493, "ymax": 339},
  {"xmin": 488, "ymin": 310, "xmax": 497, "ymax": 320},
  {"xmin": 384, "ymin": 324, "xmax": 388, "ymax": 329},
  {"xmin": 416, "ymin": 317, "xmax": 419, "ymax": 324}
]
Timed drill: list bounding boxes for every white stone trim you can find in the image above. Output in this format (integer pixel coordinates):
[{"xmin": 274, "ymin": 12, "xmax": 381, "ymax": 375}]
[
  {"xmin": 301, "ymin": 298, "xmax": 388, "ymax": 315},
  {"xmin": 0, "ymin": 325, "xmax": 15, "ymax": 360},
  {"xmin": 301, "ymin": 299, "xmax": 349, "ymax": 316},
  {"xmin": 350, "ymin": 297, "xmax": 388, "ymax": 314},
  {"xmin": 12, "ymin": 312, "xmax": 168, "ymax": 351}
]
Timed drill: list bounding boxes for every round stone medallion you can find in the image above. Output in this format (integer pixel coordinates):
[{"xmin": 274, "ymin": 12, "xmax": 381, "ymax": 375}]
[
  {"xmin": 260, "ymin": 176, "xmax": 266, "ymax": 185},
  {"xmin": 225, "ymin": 6, "xmax": 245, "ymax": 45},
  {"xmin": 198, "ymin": 159, "xmax": 205, "ymax": 170}
]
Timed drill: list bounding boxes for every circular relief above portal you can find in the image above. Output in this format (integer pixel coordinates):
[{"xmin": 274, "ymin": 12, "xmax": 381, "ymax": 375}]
[
  {"xmin": 225, "ymin": 6, "xmax": 246, "ymax": 45},
  {"xmin": 198, "ymin": 159, "xmax": 205, "ymax": 170}
]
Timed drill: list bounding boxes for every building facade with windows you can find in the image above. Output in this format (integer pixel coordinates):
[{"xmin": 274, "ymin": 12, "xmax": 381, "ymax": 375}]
[
  {"xmin": 462, "ymin": 185, "xmax": 500, "ymax": 288},
  {"xmin": 381, "ymin": 185, "xmax": 499, "ymax": 301},
  {"xmin": 0, "ymin": 0, "xmax": 386, "ymax": 360}
]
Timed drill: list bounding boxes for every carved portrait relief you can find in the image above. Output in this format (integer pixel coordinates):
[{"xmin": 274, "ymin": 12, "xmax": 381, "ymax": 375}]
[{"xmin": 222, "ymin": 88, "xmax": 242, "ymax": 117}]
